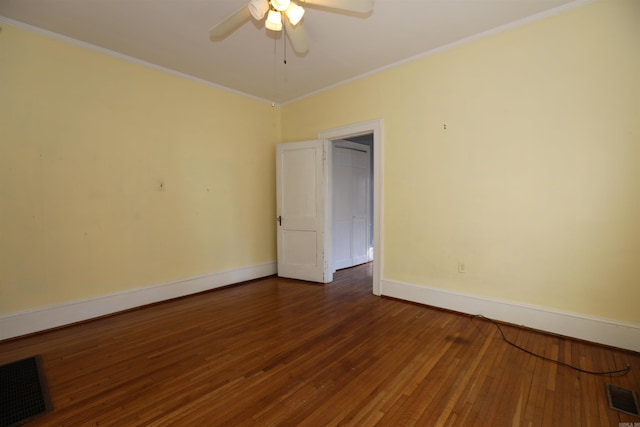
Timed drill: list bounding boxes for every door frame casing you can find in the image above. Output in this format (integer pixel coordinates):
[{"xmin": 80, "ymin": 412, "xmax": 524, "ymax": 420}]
[{"xmin": 318, "ymin": 119, "xmax": 383, "ymax": 296}]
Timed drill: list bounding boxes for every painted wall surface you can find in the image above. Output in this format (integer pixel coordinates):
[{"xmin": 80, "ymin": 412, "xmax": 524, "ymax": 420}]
[
  {"xmin": 282, "ymin": 0, "xmax": 640, "ymax": 323},
  {"xmin": 1, "ymin": 24, "xmax": 279, "ymax": 313}
]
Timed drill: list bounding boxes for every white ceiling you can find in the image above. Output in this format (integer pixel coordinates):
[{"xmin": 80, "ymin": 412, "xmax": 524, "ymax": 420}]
[{"xmin": 0, "ymin": 0, "xmax": 582, "ymax": 104}]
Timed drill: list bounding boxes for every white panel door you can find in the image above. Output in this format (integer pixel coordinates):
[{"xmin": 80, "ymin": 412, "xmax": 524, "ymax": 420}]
[
  {"xmin": 276, "ymin": 140, "xmax": 330, "ymax": 283},
  {"xmin": 332, "ymin": 147, "xmax": 352, "ymax": 270},
  {"xmin": 351, "ymin": 149, "xmax": 370, "ymax": 265},
  {"xmin": 332, "ymin": 141, "xmax": 370, "ymax": 270}
]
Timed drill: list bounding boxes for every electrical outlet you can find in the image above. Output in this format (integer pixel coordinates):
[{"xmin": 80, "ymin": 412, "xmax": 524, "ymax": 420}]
[{"xmin": 458, "ymin": 261, "xmax": 467, "ymax": 273}]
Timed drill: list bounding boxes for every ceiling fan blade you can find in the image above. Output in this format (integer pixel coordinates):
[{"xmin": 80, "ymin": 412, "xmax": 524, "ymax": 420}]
[
  {"xmin": 284, "ymin": 20, "xmax": 309, "ymax": 54},
  {"xmin": 209, "ymin": 6, "xmax": 251, "ymax": 41},
  {"xmin": 298, "ymin": 0, "xmax": 373, "ymax": 13}
]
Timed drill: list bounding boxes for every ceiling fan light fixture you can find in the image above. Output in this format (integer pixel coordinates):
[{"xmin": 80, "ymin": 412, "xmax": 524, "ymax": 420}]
[
  {"xmin": 270, "ymin": 0, "xmax": 290, "ymax": 12},
  {"xmin": 248, "ymin": 0, "xmax": 269, "ymax": 20},
  {"xmin": 285, "ymin": 3, "xmax": 304, "ymax": 26},
  {"xmin": 265, "ymin": 10, "xmax": 283, "ymax": 31}
]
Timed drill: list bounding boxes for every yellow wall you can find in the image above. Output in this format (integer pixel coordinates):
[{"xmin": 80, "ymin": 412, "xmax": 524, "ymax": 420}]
[
  {"xmin": 2, "ymin": 0, "xmax": 638, "ymax": 326},
  {"xmin": 1, "ymin": 24, "xmax": 280, "ymax": 313},
  {"xmin": 282, "ymin": 0, "xmax": 640, "ymax": 323}
]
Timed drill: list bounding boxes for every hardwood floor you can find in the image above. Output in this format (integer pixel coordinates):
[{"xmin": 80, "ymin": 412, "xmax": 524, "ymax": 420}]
[{"xmin": 2, "ymin": 263, "xmax": 639, "ymax": 426}]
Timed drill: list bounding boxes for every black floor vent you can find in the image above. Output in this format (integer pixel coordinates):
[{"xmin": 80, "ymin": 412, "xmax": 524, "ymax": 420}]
[
  {"xmin": 0, "ymin": 355, "xmax": 53, "ymax": 427},
  {"xmin": 607, "ymin": 384, "xmax": 640, "ymax": 417}
]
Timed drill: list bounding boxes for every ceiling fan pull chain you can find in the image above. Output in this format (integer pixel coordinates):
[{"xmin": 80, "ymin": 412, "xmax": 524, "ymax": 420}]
[{"xmin": 283, "ymin": 27, "xmax": 287, "ymax": 65}]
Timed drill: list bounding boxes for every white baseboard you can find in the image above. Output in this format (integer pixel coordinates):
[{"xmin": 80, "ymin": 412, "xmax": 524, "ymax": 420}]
[
  {"xmin": 381, "ymin": 279, "xmax": 640, "ymax": 353},
  {"xmin": 0, "ymin": 262, "xmax": 277, "ymax": 341}
]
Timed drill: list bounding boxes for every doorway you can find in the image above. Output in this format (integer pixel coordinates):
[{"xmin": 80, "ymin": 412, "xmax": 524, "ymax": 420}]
[
  {"xmin": 331, "ymin": 138, "xmax": 372, "ymax": 272},
  {"xmin": 318, "ymin": 119, "xmax": 382, "ymax": 296}
]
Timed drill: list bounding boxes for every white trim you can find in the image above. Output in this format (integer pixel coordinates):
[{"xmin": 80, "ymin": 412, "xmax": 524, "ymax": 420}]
[
  {"xmin": 318, "ymin": 119, "xmax": 383, "ymax": 296},
  {"xmin": 381, "ymin": 279, "xmax": 640, "ymax": 353},
  {"xmin": 0, "ymin": 17, "xmax": 276, "ymax": 106},
  {"xmin": 323, "ymin": 139, "xmax": 334, "ymax": 283},
  {"xmin": 0, "ymin": 262, "xmax": 276, "ymax": 341},
  {"xmin": 283, "ymin": 0, "xmax": 594, "ymax": 105}
]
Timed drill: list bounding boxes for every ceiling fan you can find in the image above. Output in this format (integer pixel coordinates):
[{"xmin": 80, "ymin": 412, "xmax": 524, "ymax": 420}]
[{"xmin": 209, "ymin": 0, "xmax": 374, "ymax": 54}]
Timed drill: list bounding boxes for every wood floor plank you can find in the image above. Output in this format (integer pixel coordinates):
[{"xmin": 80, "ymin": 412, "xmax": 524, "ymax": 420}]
[{"xmin": 1, "ymin": 263, "xmax": 638, "ymax": 426}]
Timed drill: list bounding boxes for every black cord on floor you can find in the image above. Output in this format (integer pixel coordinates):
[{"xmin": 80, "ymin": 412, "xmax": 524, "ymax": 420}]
[{"xmin": 471, "ymin": 314, "xmax": 630, "ymax": 376}]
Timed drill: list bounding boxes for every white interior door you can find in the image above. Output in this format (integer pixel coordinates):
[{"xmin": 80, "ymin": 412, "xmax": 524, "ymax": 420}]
[
  {"xmin": 332, "ymin": 141, "xmax": 371, "ymax": 271},
  {"xmin": 276, "ymin": 140, "xmax": 331, "ymax": 283}
]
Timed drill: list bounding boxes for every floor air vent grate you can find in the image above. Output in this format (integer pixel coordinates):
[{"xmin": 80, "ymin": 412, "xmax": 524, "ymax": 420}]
[
  {"xmin": 0, "ymin": 355, "xmax": 53, "ymax": 427},
  {"xmin": 607, "ymin": 384, "xmax": 640, "ymax": 417}
]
